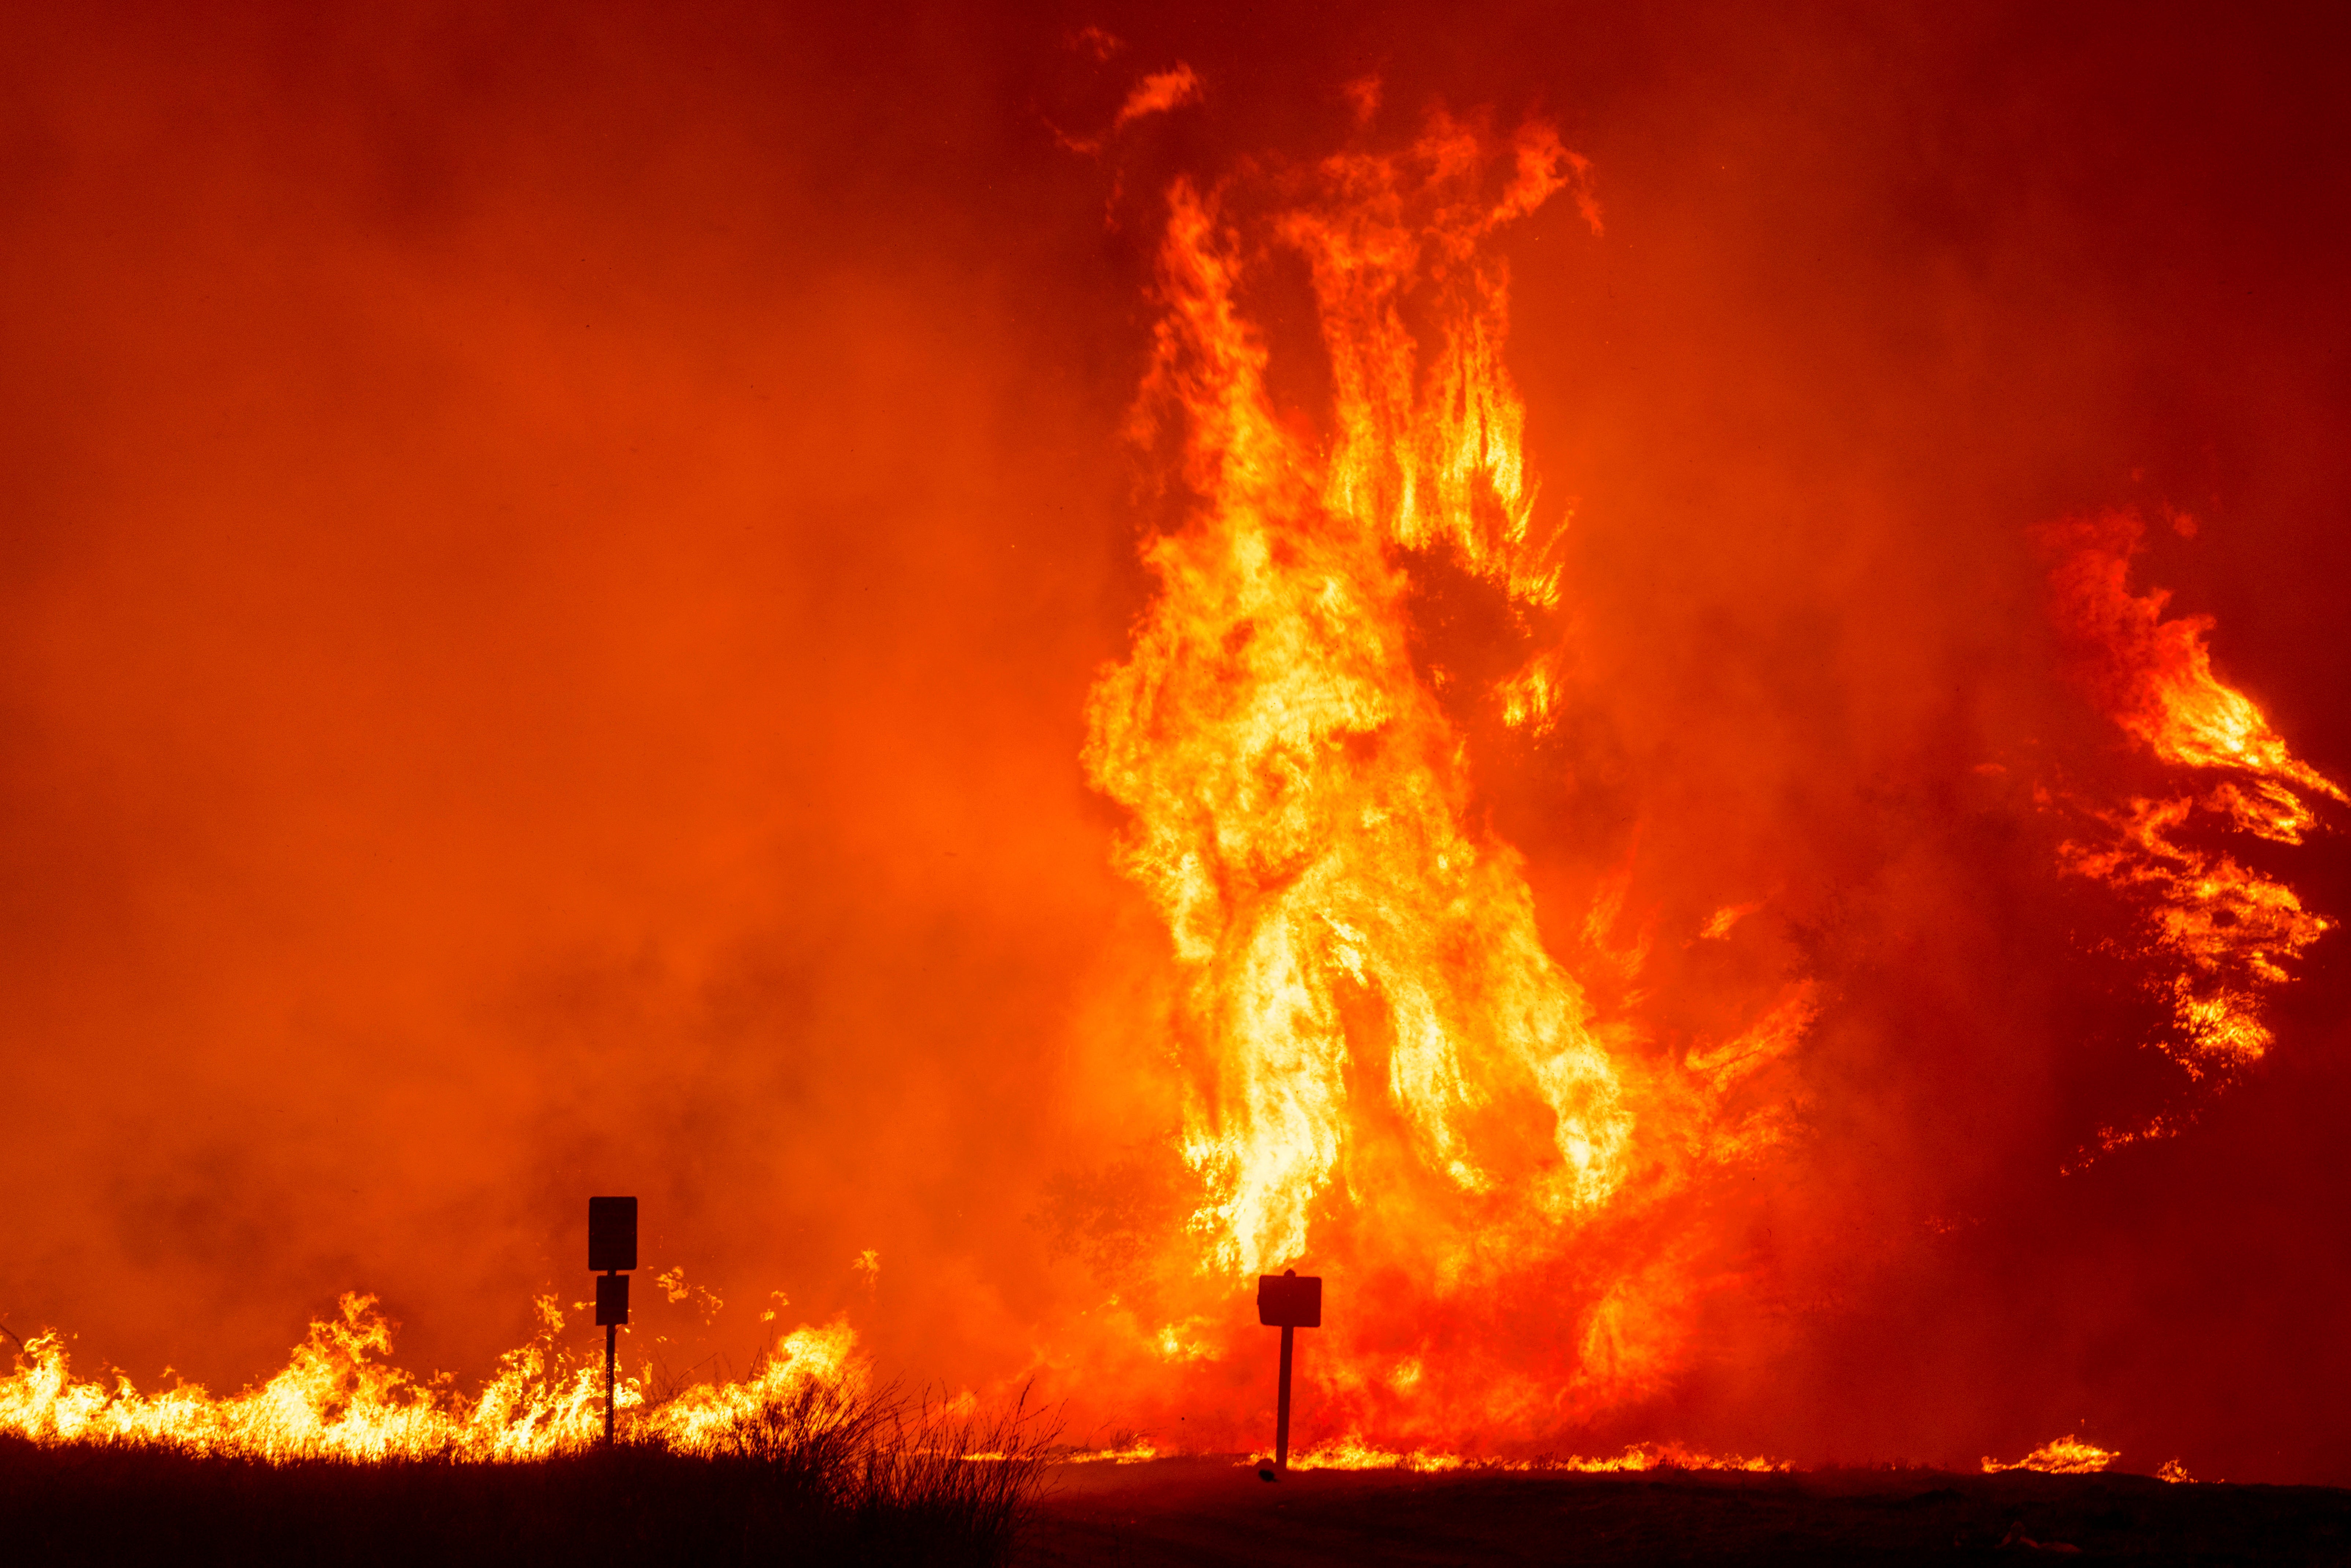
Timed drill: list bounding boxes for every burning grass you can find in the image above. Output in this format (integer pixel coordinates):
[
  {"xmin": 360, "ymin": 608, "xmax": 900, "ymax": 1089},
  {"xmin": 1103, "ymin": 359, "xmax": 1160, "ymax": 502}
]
[
  {"xmin": 1981, "ymin": 1432, "xmax": 2121, "ymax": 1476},
  {"xmin": 1254, "ymin": 1435, "xmax": 1786, "ymax": 1474},
  {"xmin": 0, "ymin": 1343, "xmax": 1056, "ymax": 1568}
]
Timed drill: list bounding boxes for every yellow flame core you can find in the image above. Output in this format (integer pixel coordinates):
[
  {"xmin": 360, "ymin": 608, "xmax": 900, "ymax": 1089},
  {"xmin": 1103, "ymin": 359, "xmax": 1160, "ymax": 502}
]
[
  {"xmin": 1084, "ymin": 121, "xmax": 1626, "ymax": 1280},
  {"xmin": 0, "ymin": 1293, "xmax": 858, "ymax": 1461}
]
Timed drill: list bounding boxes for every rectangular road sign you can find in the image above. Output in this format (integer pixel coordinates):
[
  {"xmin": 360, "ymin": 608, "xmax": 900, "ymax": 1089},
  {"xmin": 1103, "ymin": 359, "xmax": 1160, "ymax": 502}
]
[
  {"xmin": 589, "ymin": 1196, "xmax": 638, "ymax": 1273},
  {"xmin": 1257, "ymin": 1273, "xmax": 1322, "ymax": 1328},
  {"xmin": 596, "ymin": 1270, "xmax": 630, "ymax": 1326}
]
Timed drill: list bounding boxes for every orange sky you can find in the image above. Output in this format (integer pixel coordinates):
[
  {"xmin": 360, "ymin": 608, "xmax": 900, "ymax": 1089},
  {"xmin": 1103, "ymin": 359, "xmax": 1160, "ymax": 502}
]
[{"xmin": 5, "ymin": 1, "xmax": 2351, "ymax": 1481}]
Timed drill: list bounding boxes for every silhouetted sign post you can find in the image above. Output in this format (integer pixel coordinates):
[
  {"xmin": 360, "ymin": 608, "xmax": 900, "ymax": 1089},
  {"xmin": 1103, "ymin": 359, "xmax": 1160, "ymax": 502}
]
[
  {"xmin": 1256, "ymin": 1268, "xmax": 1321, "ymax": 1478},
  {"xmin": 589, "ymin": 1196, "xmax": 636, "ymax": 1446}
]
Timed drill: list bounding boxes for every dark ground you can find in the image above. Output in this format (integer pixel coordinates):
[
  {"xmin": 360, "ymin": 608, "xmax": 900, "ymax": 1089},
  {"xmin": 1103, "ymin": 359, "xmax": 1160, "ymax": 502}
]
[
  {"xmin": 1018, "ymin": 1457, "xmax": 2351, "ymax": 1566},
  {"xmin": 9, "ymin": 1438, "xmax": 2350, "ymax": 1565},
  {"xmin": 0, "ymin": 1434, "xmax": 1022, "ymax": 1566}
]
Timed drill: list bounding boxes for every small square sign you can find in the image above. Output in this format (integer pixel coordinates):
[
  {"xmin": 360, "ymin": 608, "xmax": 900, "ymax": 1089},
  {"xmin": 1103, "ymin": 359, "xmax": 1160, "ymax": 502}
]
[
  {"xmin": 1257, "ymin": 1273, "xmax": 1322, "ymax": 1328},
  {"xmin": 596, "ymin": 1270, "xmax": 631, "ymax": 1326}
]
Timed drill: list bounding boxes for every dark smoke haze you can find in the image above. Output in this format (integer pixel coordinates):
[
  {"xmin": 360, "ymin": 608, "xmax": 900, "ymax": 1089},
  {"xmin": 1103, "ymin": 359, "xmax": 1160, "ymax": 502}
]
[{"xmin": 4, "ymin": 1, "xmax": 2349, "ymax": 1481}]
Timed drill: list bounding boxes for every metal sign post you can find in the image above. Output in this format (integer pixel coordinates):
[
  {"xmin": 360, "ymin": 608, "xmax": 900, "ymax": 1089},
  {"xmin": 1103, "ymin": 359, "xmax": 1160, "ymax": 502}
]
[
  {"xmin": 589, "ymin": 1196, "xmax": 637, "ymax": 1446},
  {"xmin": 1256, "ymin": 1268, "xmax": 1322, "ymax": 1479}
]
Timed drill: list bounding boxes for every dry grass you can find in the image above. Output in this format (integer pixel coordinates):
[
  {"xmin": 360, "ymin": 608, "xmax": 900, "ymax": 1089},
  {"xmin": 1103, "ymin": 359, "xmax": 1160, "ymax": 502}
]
[
  {"xmin": 701, "ymin": 1373, "xmax": 1057, "ymax": 1558},
  {"xmin": 0, "ymin": 1365, "xmax": 1057, "ymax": 1567}
]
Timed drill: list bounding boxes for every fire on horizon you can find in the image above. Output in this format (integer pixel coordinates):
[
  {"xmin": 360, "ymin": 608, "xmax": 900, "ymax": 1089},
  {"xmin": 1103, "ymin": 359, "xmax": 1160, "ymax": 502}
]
[{"xmin": 3, "ymin": 1, "xmax": 2351, "ymax": 1485}]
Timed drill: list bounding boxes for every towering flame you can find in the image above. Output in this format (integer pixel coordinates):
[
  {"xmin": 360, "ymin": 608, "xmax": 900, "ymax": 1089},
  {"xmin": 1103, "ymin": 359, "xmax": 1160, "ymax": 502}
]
[
  {"xmin": 1083, "ymin": 120, "xmax": 1627, "ymax": 1284},
  {"xmin": 1080, "ymin": 113, "xmax": 1804, "ymax": 1433}
]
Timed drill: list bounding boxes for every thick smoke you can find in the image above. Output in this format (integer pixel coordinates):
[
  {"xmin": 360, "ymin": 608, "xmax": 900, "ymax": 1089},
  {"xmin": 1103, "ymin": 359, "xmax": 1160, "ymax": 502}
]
[{"xmin": 4, "ymin": 1, "xmax": 2349, "ymax": 1481}]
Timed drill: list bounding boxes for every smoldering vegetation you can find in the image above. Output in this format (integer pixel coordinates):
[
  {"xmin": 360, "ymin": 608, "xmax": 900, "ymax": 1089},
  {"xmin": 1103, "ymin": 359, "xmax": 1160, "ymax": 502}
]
[{"xmin": 0, "ymin": 1380, "xmax": 1055, "ymax": 1568}]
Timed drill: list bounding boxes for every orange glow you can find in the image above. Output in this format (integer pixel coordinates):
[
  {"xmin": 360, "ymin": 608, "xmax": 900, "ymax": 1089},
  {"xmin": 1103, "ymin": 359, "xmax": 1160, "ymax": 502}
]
[
  {"xmin": 1114, "ymin": 65, "xmax": 1203, "ymax": 130},
  {"xmin": 8, "ymin": 7, "xmax": 2351, "ymax": 1492}
]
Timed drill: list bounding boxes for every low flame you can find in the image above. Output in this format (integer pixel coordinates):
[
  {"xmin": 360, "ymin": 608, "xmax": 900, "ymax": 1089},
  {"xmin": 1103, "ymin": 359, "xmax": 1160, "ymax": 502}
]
[
  {"xmin": 0, "ymin": 1292, "xmax": 857, "ymax": 1461},
  {"xmin": 1981, "ymin": 1434, "xmax": 2120, "ymax": 1476},
  {"xmin": 1260, "ymin": 1435, "xmax": 1784, "ymax": 1473},
  {"xmin": 1064, "ymin": 1437, "xmax": 1161, "ymax": 1464}
]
